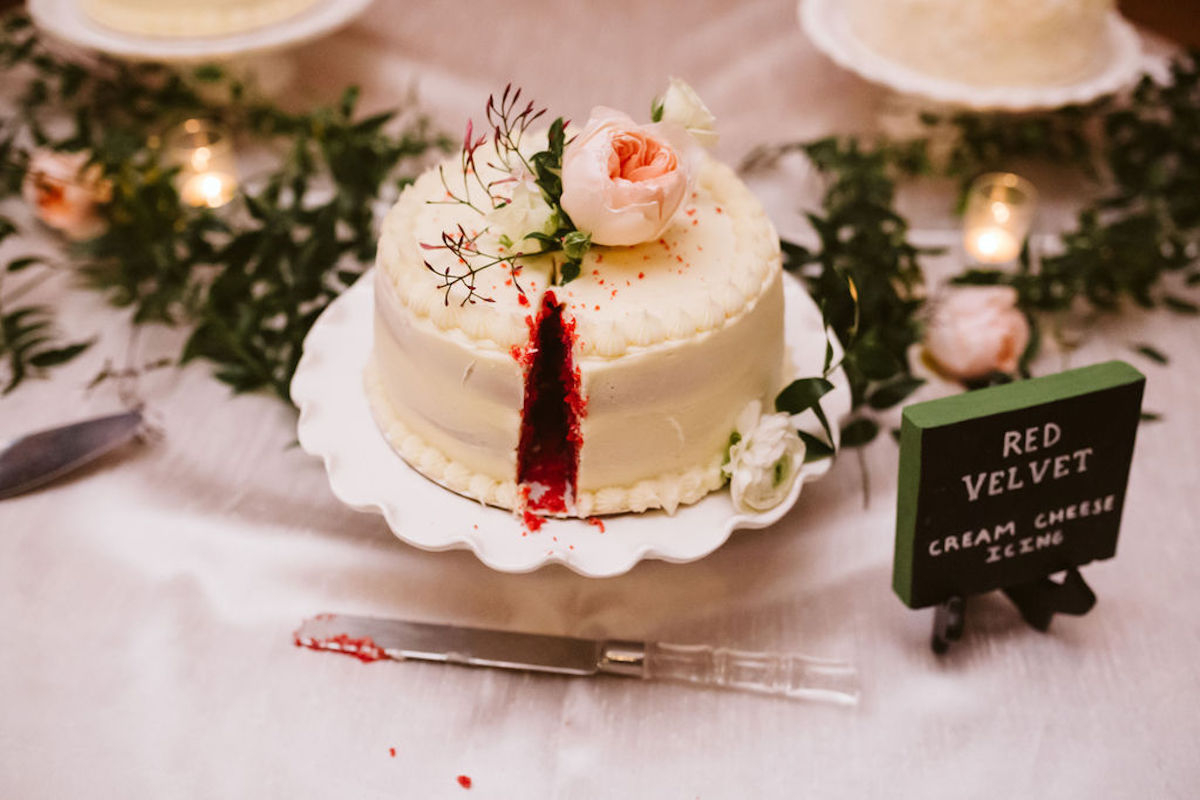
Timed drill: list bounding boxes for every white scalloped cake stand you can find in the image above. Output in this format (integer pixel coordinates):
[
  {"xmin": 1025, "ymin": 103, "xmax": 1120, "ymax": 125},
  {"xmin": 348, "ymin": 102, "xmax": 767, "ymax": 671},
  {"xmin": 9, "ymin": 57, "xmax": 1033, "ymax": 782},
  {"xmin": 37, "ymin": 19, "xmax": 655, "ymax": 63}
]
[
  {"xmin": 29, "ymin": 0, "xmax": 373, "ymax": 62},
  {"xmin": 292, "ymin": 271, "xmax": 851, "ymax": 578},
  {"xmin": 800, "ymin": 0, "xmax": 1144, "ymax": 111}
]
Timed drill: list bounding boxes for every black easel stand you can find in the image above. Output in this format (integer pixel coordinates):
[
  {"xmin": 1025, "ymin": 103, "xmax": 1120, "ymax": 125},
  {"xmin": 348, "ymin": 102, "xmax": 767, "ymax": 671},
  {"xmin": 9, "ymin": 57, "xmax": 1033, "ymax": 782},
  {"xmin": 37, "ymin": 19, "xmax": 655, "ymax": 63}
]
[
  {"xmin": 931, "ymin": 568, "xmax": 1097, "ymax": 653},
  {"xmin": 931, "ymin": 595, "xmax": 966, "ymax": 654},
  {"xmin": 1002, "ymin": 567, "xmax": 1096, "ymax": 632}
]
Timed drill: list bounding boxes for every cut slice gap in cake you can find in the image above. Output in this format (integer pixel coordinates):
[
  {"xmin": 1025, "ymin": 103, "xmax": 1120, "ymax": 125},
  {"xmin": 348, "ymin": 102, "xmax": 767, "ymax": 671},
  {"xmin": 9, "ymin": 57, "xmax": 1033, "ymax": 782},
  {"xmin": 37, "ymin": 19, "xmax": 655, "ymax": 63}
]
[{"xmin": 515, "ymin": 291, "xmax": 586, "ymax": 517}]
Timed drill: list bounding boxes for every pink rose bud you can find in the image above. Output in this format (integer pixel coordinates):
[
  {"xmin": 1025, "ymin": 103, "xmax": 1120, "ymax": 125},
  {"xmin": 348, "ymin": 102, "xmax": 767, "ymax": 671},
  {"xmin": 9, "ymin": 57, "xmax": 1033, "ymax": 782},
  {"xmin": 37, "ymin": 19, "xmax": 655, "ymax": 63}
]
[
  {"xmin": 22, "ymin": 149, "xmax": 112, "ymax": 241},
  {"xmin": 559, "ymin": 107, "xmax": 696, "ymax": 247},
  {"xmin": 924, "ymin": 286, "xmax": 1030, "ymax": 380}
]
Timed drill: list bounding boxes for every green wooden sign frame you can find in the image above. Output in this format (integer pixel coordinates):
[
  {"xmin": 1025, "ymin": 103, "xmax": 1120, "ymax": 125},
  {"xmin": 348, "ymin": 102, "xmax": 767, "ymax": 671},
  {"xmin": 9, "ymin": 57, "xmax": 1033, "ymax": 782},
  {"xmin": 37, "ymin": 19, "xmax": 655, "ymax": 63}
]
[{"xmin": 894, "ymin": 360, "xmax": 1145, "ymax": 609}]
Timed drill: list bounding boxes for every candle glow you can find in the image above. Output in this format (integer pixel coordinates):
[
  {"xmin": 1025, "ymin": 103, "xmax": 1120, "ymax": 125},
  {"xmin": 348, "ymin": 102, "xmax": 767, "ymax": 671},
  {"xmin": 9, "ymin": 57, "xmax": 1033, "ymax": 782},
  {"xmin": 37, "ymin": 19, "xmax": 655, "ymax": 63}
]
[
  {"xmin": 167, "ymin": 119, "xmax": 238, "ymax": 209},
  {"xmin": 963, "ymin": 172, "xmax": 1037, "ymax": 264}
]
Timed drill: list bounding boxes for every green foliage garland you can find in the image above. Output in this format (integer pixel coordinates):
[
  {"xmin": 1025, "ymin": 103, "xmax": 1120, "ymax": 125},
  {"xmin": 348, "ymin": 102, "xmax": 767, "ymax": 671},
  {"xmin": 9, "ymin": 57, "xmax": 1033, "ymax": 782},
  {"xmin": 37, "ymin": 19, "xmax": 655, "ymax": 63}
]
[
  {"xmin": 754, "ymin": 49, "xmax": 1200, "ymax": 448},
  {"xmin": 0, "ymin": 12, "xmax": 450, "ymax": 399}
]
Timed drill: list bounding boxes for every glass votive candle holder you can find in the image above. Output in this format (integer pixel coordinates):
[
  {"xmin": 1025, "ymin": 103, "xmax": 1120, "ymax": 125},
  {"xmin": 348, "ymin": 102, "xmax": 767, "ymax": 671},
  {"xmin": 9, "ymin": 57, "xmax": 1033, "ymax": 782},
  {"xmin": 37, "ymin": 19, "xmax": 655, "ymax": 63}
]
[
  {"xmin": 962, "ymin": 172, "xmax": 1037, "ymax": 264},
  {"xmin": 165, "ymin": 118, "xmax": 238, "ymax": 209}
]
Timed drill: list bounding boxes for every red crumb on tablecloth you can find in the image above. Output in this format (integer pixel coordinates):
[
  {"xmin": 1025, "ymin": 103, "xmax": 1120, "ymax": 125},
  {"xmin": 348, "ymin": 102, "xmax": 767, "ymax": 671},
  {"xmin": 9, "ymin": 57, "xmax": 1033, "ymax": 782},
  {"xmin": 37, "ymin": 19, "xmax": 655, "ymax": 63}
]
[
  {"xmin": 294, "ymin": 632, "xmax": 388, "ymax": 663},
  {"xmin": 587, "ymin": 517, "xmax": 606, "ymax": 533},
  {"xmin": 457, "ymin": 775, "xmax": 473, "ymax": 789},
  {"xmin": 389, "ymin": 748, "xmax": 396, "ymax": 757}
]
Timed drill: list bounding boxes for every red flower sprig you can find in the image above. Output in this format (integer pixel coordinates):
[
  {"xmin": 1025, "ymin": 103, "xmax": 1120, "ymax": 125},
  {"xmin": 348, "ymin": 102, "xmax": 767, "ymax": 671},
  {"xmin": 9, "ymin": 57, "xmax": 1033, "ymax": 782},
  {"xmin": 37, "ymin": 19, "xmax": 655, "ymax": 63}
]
[
  {"xmin": 423, "ymin": 86, "xmax": 585, "ymax": 304},
  {"xmin": 422, "ymin": 223, "xmax": 537, "ymax": 307}
]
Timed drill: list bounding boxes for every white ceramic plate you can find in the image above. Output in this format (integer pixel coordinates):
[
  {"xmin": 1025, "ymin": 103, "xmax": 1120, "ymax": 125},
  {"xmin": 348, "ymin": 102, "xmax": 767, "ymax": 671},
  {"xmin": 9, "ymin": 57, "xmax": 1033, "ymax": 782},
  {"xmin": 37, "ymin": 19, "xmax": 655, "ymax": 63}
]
[
  {"xmin": 29, "ymin": 0, "xmax": 373, "ymax": 62},
  {"xmin": 800, "ymin": 0, "xmax": 1144, "ymax": 111},
  {"xmin": 292, "ymin": 271, "xmax": 851, "ymax": 578}
]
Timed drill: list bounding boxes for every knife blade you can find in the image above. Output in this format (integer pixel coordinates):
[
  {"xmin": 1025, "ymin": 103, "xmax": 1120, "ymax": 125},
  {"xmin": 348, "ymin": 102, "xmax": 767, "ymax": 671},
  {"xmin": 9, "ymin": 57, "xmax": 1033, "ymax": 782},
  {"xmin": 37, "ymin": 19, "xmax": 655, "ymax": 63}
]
[
  {"xmin": 0, "ymin": 408, "xmax": 145, "ymax": 500},
  {"xmin": 295, "ymin": 614, "xmax": 859, "ymax": 705}
]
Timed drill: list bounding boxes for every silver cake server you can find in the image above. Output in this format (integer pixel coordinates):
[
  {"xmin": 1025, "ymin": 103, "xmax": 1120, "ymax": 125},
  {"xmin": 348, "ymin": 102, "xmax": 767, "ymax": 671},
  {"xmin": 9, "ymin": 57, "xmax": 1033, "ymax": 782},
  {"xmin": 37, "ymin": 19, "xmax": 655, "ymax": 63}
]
[
  {"xmin": 0, "ymin": 408, "xmax": 145, "ymax": 500},
  {"xmin": 294, "ymin": 614, "xmax": 859, "ymax": 705}
]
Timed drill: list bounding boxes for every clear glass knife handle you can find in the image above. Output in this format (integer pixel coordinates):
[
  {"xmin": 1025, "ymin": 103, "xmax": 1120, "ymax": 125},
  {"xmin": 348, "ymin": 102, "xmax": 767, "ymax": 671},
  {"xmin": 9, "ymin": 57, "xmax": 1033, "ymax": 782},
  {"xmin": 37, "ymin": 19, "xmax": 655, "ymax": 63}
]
[{"xmin": 643, "ymin": 642, "xmax": 859, "ymax": 705}]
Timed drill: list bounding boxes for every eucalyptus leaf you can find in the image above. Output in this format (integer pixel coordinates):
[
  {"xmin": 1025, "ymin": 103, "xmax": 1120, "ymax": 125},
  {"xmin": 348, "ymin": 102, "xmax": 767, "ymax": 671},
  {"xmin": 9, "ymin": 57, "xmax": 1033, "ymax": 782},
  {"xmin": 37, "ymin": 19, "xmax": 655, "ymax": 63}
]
[
  {"xmin": 866, "ymin": 376, "xmax": 925, "ymax": 410},
  {"xmin": 839, "ymin": 417, "xmax": 880, "ymax": 449},
  {"xmin": 1131, "ymin": 343, "xmax": 1168, "ymax": 365},
  {"xmin": 797, "ymin": 430, "xmax": 835, "ymax": 462}
]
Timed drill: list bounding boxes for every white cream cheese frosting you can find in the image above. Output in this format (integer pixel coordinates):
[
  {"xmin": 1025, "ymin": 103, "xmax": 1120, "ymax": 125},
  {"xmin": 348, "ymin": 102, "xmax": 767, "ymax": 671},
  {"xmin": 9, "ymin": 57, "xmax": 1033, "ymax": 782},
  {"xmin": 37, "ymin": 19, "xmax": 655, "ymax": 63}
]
[{"xmin": 368, "ymin": 150, "xmax": 785, "ymax": 516}]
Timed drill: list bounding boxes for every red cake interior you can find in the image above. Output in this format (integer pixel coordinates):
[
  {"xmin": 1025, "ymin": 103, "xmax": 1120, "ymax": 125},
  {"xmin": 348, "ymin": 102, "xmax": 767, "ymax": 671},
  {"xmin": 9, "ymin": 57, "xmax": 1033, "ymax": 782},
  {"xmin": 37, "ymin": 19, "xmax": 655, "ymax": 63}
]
[{"xmin": 516, "ymin": 291, "xmax": 585, "ymax": 515}]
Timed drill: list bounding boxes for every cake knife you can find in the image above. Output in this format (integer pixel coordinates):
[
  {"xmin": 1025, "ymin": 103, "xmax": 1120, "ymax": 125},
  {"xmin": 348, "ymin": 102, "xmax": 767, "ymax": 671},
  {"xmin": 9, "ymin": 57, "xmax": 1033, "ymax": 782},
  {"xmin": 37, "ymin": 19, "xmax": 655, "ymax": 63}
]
[
  {"xmin": 294, "ymin": 614, "xmax": 859, "ymax": 705},
  {"xmin": 0, "ymin": 408, "xmax": 145, "ymax": 500}
]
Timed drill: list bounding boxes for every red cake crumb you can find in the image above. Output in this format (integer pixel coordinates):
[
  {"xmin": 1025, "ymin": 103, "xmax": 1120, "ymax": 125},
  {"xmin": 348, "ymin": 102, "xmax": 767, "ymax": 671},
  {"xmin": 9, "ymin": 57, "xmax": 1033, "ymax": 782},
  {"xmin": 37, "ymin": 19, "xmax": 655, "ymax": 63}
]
[
  {"xmin": 515, "ymin": 292, "xmax": 586, "ymax": 520},
  {"xmin": 587, "ymin": 517, "xmax": 606, "ymax": 533},
  {"xmin": 517, "ymin": 292, "xmax": 529, "ymax": 306},
  {"xmin": 389, "ymin": 748, "xmax": 396, "ymax": 757},
  {"xmin": 457, "ymin": 775, "xmax": 473, "ymax": 789},
  {"xmin": 294, "ymin": 632, "xmax": 388, "ymax": 663},
  {"xmin": 522, "ymin": 507, "xmax": 545, "ymax": 533}
]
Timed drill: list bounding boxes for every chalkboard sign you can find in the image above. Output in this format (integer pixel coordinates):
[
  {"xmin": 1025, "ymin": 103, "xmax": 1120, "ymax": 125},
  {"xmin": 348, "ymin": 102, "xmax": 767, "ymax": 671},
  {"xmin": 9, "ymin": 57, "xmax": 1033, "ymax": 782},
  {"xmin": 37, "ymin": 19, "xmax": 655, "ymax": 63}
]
[{"xmin": 894, "ymin": 361, "xmax": 1145, "ymax": 609}]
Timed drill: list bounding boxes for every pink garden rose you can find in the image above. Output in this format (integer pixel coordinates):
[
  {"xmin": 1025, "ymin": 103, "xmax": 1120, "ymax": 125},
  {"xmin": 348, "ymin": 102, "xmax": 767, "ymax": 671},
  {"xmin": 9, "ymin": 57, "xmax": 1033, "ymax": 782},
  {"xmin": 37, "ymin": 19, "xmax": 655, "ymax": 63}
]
[
  {"xmin": 22, "ymin": 149, "xmax": 112, "ymax": 241},
  {"xmin": 559, "ymin": 107, "xmax": 696, "ymax": 247},
  {"xmin": 924, "ymin": 286, "xmax": 1030, "ymax": 380}
]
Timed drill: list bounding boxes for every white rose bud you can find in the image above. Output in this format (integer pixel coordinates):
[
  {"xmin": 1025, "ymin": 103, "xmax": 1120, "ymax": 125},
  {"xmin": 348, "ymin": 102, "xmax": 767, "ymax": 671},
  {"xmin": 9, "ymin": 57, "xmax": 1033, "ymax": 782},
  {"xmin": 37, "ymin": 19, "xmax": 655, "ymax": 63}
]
[
  {"xmin": 658, "ymin": 77, "xmax": 718, "ymax": 149},
  {"xmin": 487, "ymin": 174, "xmax": 557, "ymax": 247},
  {"xmin": 723, "ymin": 400, "xmax": 806, "ymax": 513}
]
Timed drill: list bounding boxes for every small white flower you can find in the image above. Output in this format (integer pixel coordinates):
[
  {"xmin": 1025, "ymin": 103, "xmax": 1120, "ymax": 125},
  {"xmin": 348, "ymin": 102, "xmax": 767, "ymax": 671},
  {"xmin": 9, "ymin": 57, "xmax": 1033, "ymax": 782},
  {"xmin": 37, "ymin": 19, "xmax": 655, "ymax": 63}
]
[
  {"xmin": 723, "ymin": 400, "xmax": 806, "ymax": 513},
  {"xmin": 659, "ymin": 77, "xmax": 718, "ymax": 149},
  {"xmin": 487, "ymin": 174, "xmax": 557, "ymax": 247}
]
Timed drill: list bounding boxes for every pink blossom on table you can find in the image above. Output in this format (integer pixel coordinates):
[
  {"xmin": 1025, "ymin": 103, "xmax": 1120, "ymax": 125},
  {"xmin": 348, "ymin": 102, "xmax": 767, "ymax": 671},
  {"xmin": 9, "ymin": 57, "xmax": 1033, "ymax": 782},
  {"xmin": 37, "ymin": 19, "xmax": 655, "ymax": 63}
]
[
  {"xmin": 21, "ymin": 149, "xmax": 112, "ymax": 241},
  {"xmin": 923, "ymin": 286, "xmax": 1030, "ymax": 380},
  {"xmin": 559, "ymin": 107, "xmax": 698, "ymax": 247}
]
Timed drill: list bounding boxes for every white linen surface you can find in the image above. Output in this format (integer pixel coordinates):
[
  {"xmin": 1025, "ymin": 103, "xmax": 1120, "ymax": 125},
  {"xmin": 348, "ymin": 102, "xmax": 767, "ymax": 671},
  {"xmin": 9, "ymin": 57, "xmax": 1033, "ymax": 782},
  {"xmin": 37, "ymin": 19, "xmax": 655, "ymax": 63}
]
[{"xmin": 2, "ymin": 1, "xmax": 1197, "ymax": 797}]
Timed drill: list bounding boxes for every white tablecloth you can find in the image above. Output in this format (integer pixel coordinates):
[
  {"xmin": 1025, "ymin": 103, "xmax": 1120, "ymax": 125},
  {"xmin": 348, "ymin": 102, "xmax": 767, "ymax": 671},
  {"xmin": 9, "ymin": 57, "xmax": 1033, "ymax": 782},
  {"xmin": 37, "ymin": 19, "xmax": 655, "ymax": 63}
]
[{"xmin": 3, "ymin": 2, "xmax": 1198, "ymax": 797}]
